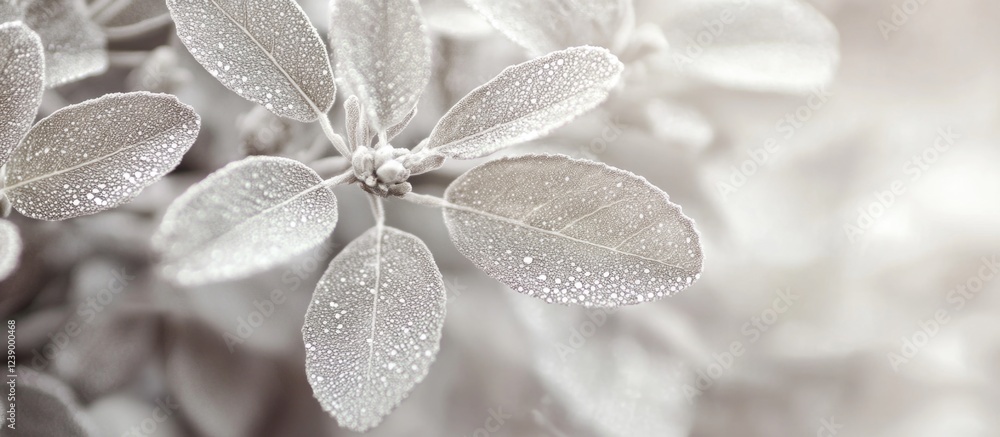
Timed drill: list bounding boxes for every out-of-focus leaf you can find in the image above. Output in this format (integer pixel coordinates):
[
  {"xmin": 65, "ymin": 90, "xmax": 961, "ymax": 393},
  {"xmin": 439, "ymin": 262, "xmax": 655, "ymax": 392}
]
[
  {"xmin": 303, "ymin": 226, "xmax": 446, "ymax": 431},
  {"xmin": 1, "ymin": 367, "xmax": 98, "ymax": 436},
  {"xmin": 24, "ymin": 0, "xmax": 108, "ymax": 87},
  {"xmin": 444, "ymin": 154, "xmax": 703, "ymax": 307},
  {"xmin": 0, "ymin": 0, "xmax": 27, "ymax": 22},
  {"xmin": 126, "ymin": 45, "xmax": 191, "ymax": 94},
  {"xmin": 153, "ymin": 156, "xmax": 338, "ymax": 286},
  {"xmin": 167, "ymin": 0, "xmax": 336, "ymax": 122},
  {"xmin": 2, "ymin": 92, "xmax": 199, "ymax": 220},
  {"xmin": 427, "ymin": 46, "xmax": 623, "ymax": 160},
  {"xmin": 94, "ymin": 0, "xmax": 170, "ymax": 28},
  {"xmin": 464, "ymin": 0, "xmax": 634, "ymax": 56},
  {"xmin": 0, "ymin": 219, "xmax": 20, "ymax": 281},
  {"xmin": 659, "ymin": 0, "xmax": 839, "ymax": 92},
  {"xmin": 166, "ymin": 321, "xmax": 277, "ymax": 437},
  {"xmin": 330, "ymin": 0, "xmax": 431, "ymax": 131},
  {"xmin": 0, "ymin": 21, "xmax": 43, "ymax": 166}
]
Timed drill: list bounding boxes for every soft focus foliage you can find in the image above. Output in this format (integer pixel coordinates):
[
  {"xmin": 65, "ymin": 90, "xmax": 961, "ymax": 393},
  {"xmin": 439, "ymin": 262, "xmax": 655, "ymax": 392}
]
[{"xmin": 3, "ymin": 0, "xmax": 999, "ymax": 436}]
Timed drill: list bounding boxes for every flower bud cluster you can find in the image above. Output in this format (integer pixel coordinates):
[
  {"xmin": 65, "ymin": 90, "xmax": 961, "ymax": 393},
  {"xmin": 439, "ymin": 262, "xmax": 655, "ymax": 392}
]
[{"xmin": 351, "ymin": 144, "xmax": 445, "ymax": 197}]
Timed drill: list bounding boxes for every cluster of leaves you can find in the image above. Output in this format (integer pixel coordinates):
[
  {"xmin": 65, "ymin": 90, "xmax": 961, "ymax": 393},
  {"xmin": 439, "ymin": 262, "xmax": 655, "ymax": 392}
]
[
  {"xmin": 153, "ymin": 0, "xmax": 703, "ymax": 431},
  {"xmin": 0, "ymin": 3, "xmax": 201, "ymax": 283}
]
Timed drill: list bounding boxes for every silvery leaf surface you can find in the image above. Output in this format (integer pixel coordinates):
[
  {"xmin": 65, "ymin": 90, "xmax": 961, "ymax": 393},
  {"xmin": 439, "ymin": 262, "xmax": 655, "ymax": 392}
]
[
  {"xmin": 3, "ymin": 92, "xmax": 200, "ymax": 221},
  {"xmin": 427, "ymin": 46, "xmax": 623, "ymax": 160},
  {"xmin": 0, "ymin": 219, "xmax": 20, "ymax": 281},
  {"xmin": 443, "ymin": 154, "xmax": 703, "ymax": 308},
  {"xmin": 0, "ymin": 21, "xmax": 43, "ymax": 166},
  {"xmin": 303, "ymin": 225, "xmax": 446, "ymax": 432},
  {"xmin": 330, "ymin": 0, "xmax": 431, "ymax": 131},
  {"xmin": 464, "ymin": 0, "xmax": 633, "ymax": 56},
  {"xmin": 154, "ymin": 156, "xmax": 338, "ymax": 286},
  {"xmin": 167, "ymin": 0, "xmax": 336, "ymax": 122},
  {"xmin": 659, "ymin": 0, "xmax": 839, "ymax": 92},
  {"xmin": 24, "ymin": 0, "xmax": 108, "ymax": 87},
  {"xmin": 1, "ymin": 367, "xmax": 98, "ymax": 436}
]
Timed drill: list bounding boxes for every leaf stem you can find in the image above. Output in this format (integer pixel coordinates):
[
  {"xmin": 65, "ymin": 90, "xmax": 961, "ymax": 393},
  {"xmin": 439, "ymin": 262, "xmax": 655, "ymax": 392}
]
[
  {"xmin": 316, "ymin": 113, "xmax": 352, "ymax": 158},
  {"xmin": 400, "ymin": 192, "xmax": 450, "ymax": 208},
  {"xmin": 310, "ymin": 156, "xmax": 351, "ymax": 179},
  {"xmin": 367, "ymin": 194, "xmax": 385, "ymax": 227},
  {"xmin": 321, "ymin": 171, "xmax": 355, "ymax": 188}
]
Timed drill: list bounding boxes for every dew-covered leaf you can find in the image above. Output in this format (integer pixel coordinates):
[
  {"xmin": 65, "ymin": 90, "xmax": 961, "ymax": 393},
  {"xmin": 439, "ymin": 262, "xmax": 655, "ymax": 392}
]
[
  {"xmin": 330, "ymin": 0, "xmax": 431, "ymax": 131},
  {"xmin": 444, "ymin": 154, "xmax": 702, "ymax": 307},
  {"xmin": 344, "ymin": 95, "xmax": 371, "ymax": 151},
  {"xmin": 154, "ymin": 156, "xmax": 338, "ymax": 286},
  {"xmin": 24, "ymin": 0, "xmax": 108, "ymax": 88},
  {"xmin": 427, "ymin": 46, "xmax": 623, "ymax": 160},
  {"xmin": 2, "ymin": 92, "xmax": 200, "ymax": 221},
  {"xmin": 0, "ymin": 21, "xmax": 44, "ymax": 166},
  {"xmin": 1, "ymin": 367, "xmax": 98, "ymax": 436},
  {"xmin": 659, "ymin": 0, "xmax": 839, "ymax": 92},
  {"xmin": 464, "ymin": 0, "xmax": 633, "ymax": 56},
  {"xmin": 167, "ymin": 0, "xmax": 336, "ymax": 122},
  {"xmin": 303, "ymin": 225, "xmax": 446, "ymax": 431},
  {"xmin": 0, "ymin": 219, "xmax": 20, "ymax": 281}
]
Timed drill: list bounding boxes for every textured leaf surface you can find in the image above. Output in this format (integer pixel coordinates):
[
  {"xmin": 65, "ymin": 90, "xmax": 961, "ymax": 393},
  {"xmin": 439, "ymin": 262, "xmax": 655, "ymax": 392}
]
[
  {"xmin": 0, "ymin": 21, "xmax": 43, "ymax": 166},
  {"xmin": 0, "ymin": 219, "xmax": 20, "ymax": 281},
  {"xmin": 303, "ymin": 226, "xmax": 446, "ymax": 431},
  {"xmin": 3, "ymin": 92, "xmax": 200, "ymax": 220},
  {"xmin": 24, "ymin": 0, "xmax": 108, "ymax": 87},
  {"xmin": 465, "ymin": 0, "xmax": 632, "ymax": 56},
  {"xmin": 427, "ymin": 46, "xmax": 623, "ymax": 159},
  {"xmin": 2, "ymin": 367, "xmax": 97, "ymax": 436},
  {"xmin": 168, "ymin": 0, "xmax": 336, "ymax": 122},
  {"xmin": 660, "ymin": 0, "xmax": 839, "ymax": 92},
  {"xmin": 444, "ymin": 154, "xmax": 702, "ymax": 307},
  {"xmin": 330, "ymin": 0, "xmax": 431, "ymax": 131},
  {"xmin": 154, "ymin": 156, "xmax": 338, "ymax": 286}
]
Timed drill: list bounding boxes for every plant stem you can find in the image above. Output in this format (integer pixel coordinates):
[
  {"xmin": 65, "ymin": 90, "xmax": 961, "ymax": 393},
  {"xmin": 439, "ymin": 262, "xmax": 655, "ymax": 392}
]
[
  {"xmin": 316, "ymin": 113, "xmax": 352, "ymax": 158},
  {"xmin": 400, "ymin": 192, "xmax": 450, "ymax": 208},
  {"xmin": 104, "ymin": 15, "xmax": 174, "ymax": 41},
  {"xmin": 108, "ymin": 51, "xmax": 149, "ymax": 68},
  {"xmin": 368, "ymin": 194, "xmax": 385, "ymax": 227},
  {"xmin": 310, "ymin": 156, "xmax": 351, "ymax": 179},
  {"xmin": 321, "ymin": 171, "xmax": 355, "ymax": 188}
]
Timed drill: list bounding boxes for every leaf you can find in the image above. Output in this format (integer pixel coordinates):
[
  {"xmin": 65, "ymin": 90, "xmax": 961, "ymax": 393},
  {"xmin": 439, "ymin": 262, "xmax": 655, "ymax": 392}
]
[
  {"xmin": 24, "ymin": 0, "xmax": 108, "ymax": 88},
  {"xmin": 659, "ymin": 0, "xmax": 839, "ymax": 92},
  {"xmin": 93, "ymin": 0, "xmax": 168, "ymax": 27},
  {"xmin": 0, "ymin": 0, "xmax": 27, "ymax": 23},
  {"xmin": 0, "ymin": 21, "xmax": 44, "ymax": 166},
  {"xmin": 330, "ymin": 0, "xmax": 431, "ymax": 131},
  {"xmin": 443, "ymin": 154, "xmax": 702, "ymax": 307},
  {"xmin": 303, "ymin": 225, "xmax": 446, "ymax": 432},
  {"xmin": 167, "ymin": 0, "xmax": 336, "ymax": 122},
  {"xmin": 2, "ymin": 367, "xmax": 98, "ymax": 436},
  {"xmin": 0, "ymin": 219, "xmax": 20, "ymax": 281},
  {"xmin": 153, "ymin": 156, "xmax": 338, "ymax": 286},
  {"xmin": 2, "ymin": 92, "xmax": 200, "ymax": 220},
  {"xmin": 344, "ymin": 95, "xmax": 371, "ymax": 151},
  {"xmin": 464, "ymin": 0, "xmax": 634, "ymax": 56},
  {"xmin": 427, "ymin": 46, "xmax": 623, "ymax": 160}
]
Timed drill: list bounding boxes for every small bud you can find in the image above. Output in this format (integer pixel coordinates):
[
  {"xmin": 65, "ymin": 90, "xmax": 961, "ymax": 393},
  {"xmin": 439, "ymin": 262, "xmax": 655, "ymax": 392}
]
[
  {"xmin": 387, "ymin": 182, "xmax": 412, "ymax": 196},
  {"xmin": 376, "ymin": 160, "xmax": 409, "ymax": 184}
]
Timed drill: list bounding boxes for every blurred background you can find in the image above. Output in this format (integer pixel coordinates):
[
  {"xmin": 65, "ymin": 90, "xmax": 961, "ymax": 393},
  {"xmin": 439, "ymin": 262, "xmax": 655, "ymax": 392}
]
[{"xmin": 3, "ymin": 0, "xmax": 1000, "ymax": 435}]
